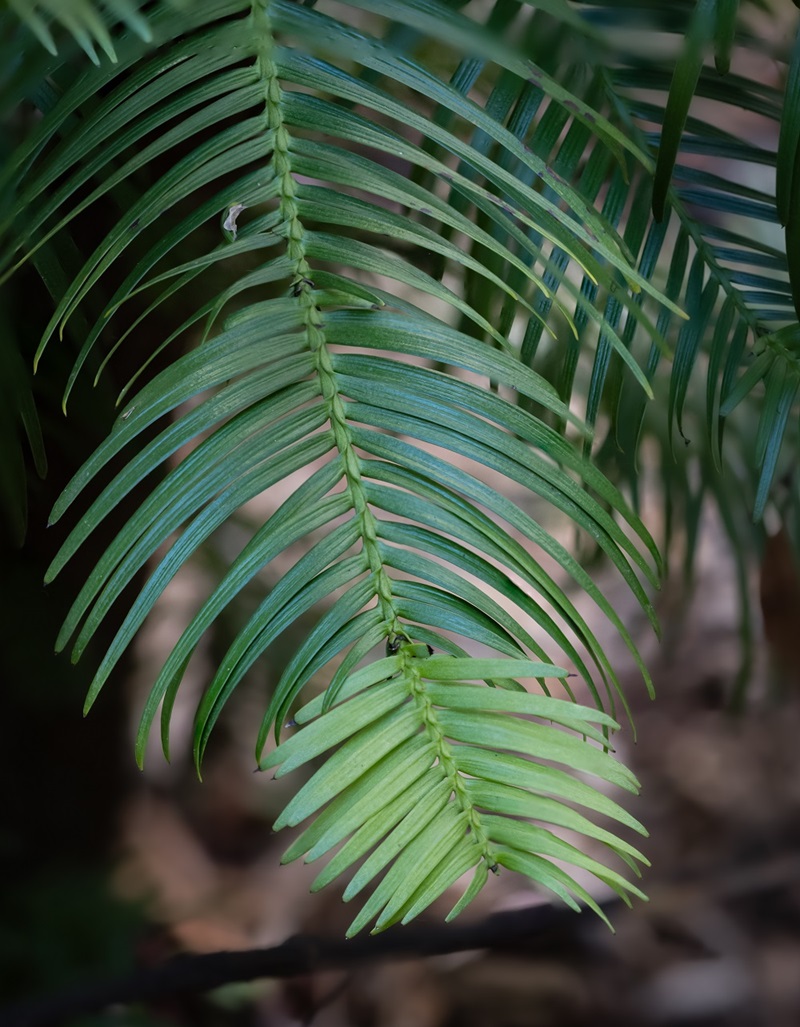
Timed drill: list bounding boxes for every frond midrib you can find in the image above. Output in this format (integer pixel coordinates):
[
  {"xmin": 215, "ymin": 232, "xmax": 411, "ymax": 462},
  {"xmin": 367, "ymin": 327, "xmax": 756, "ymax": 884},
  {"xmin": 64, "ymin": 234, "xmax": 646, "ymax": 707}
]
[{"xmin": 251, "ymin": 0, "xmax": 404, "ymax": 653}]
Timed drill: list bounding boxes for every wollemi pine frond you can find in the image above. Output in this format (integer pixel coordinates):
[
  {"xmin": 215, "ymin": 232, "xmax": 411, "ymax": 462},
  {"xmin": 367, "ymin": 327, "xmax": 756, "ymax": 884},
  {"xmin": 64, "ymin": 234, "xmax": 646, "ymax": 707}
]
[{"xmin": 1, "ymin": 0, "xmax": 673, "ymax": 930}]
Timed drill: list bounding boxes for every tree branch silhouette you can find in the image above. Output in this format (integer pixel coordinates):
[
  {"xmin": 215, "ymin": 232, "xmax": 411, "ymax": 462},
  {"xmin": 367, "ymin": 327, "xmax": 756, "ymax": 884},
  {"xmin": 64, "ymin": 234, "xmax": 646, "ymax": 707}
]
[
  {"xmin": 6, "ymin": 851, "xmax": 800, "ymax": 1027},
  {"xmin": 0, "ymin": 902, "xmax": 578, "ymax": 1027}
]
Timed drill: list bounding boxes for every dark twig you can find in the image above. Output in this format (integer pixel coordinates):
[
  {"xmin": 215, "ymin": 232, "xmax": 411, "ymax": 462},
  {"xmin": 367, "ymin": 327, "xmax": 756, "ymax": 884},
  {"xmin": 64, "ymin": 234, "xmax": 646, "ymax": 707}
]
[
  {"xmin": 0, "ymin": 902, "xmax": 570, "ymax": 1027},
  {"xmin": 6, "ymin": 850, "xmax": 800, "ymax": 1027}
]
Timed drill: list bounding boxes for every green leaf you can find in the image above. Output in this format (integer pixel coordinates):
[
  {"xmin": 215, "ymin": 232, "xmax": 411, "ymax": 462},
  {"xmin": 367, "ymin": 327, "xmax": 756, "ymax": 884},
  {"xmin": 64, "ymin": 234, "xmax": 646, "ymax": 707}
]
[
  {"xmin": 652, "ymin": 0, "xmax": 717, "ymax": 221},
  {"xmin": 777, "ymin": 21, "xmax": 800, "ymax": 227},
  {"xmin": 714, "ymin": 0, "xmax": 738, "ymax": 76}
]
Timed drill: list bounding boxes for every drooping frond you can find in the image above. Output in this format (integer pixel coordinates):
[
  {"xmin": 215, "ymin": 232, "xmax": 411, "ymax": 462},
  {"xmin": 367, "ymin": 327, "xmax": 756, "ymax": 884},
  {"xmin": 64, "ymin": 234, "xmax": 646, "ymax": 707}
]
[{"xmin": 1, "ymin": 0, "xmax": 712, "ymax": 930}]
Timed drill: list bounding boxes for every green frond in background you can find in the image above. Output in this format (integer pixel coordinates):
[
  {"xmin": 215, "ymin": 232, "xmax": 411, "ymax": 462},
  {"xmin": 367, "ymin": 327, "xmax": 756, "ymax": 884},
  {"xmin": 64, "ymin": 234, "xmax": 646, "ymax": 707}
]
[
  {"xmin": 571, "ymin": 3, "xmax": 800, "ymax": 700},
  {"xmin": 7, "ymin": 0, "xmax": 188, "ymax": 64},
  {"xmin": 596, "ymin": 1, "xmax": 799, "ymax": 509},
  {"xmin": 3, "ymin": 0, "xmax": 799, "ymax": 932},
  {"xmin": 0, "ymin": 319, "xmax": 46, "ymax": 545}
]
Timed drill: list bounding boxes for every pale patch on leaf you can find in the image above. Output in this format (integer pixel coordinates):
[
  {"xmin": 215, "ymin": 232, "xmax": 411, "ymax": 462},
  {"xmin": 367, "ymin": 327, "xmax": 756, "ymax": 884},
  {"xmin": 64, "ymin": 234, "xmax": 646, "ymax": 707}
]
[{"xmin": 222, "ymin": 203, "xmax": 247, "ymax": 242}]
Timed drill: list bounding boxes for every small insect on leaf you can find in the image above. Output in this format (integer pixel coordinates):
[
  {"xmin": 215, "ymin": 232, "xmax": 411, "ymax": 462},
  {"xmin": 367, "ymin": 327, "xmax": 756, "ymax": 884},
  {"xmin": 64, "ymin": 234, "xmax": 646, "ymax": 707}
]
[
  {"xmin": 222, "ymin": 203, "xmax": 247, "ymax": 242},
  {"xmin": 291, "ymin": 276, "xmax": 315, "ymax": 297}
]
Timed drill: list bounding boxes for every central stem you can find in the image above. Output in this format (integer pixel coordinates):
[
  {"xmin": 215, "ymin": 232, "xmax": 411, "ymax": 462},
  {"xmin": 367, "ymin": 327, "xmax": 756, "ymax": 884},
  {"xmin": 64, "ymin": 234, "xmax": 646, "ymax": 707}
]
[{"xmin": 252, "ymin": 0, "xmax": 402, "ymax": 638}]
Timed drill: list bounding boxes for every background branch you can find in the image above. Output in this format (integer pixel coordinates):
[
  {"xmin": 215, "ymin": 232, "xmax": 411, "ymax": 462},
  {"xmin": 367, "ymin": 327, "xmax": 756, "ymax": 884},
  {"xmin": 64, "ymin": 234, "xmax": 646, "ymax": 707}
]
[
  {"xmin": 6, "ymin": 851, "xmax": 800, "ymax": 1027},
  {"xmin": 0, "ymin": 902, "xmax": 574, "ymax": 1027}
]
